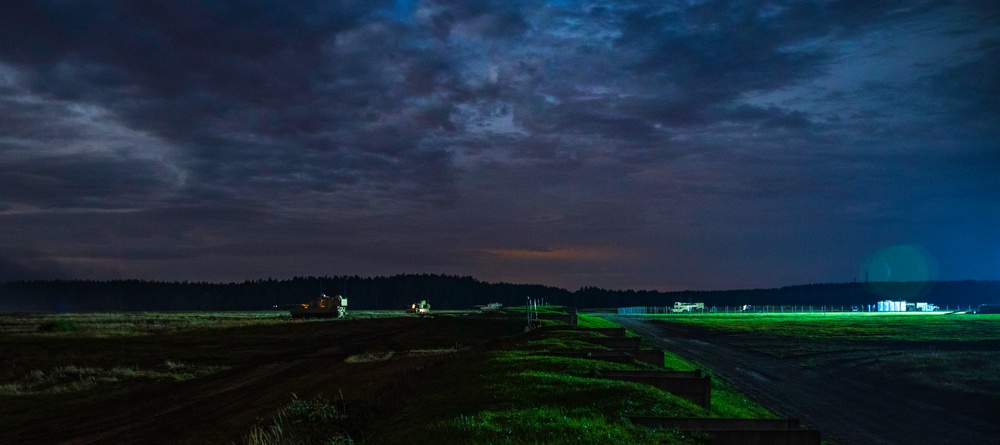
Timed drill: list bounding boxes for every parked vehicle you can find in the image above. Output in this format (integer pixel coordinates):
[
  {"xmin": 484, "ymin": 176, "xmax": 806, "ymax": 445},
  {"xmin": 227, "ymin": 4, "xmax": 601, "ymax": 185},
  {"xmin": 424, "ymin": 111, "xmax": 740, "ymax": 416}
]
[
  {"xmin": 671, "ymin": 302, "xmax": 705, "ymax": 313},
  {"xmin": 290, "ymin": 294, "xmax": 347, "ymax": 319},
  {"xmin": 407, "ymin": 300, "xmax": 431, "ymax": 314}
]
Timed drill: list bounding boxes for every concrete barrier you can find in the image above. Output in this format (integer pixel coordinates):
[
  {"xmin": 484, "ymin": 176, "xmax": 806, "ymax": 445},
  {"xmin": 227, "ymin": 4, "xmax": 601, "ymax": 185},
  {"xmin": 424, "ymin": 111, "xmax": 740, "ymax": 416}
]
[
  {"xmin": 630, "ymin": 349, "xmax": 664, "ymax": 367},
  {"xmin": 544, "ymin": 307, "xmax": 579, "ymax": 325},
  {"xmin": 550, "ymin": 348, "xmax": 663, "ymax": 366},
  {"xmin": 628, "ymin": 417, "xmax": 800, "ymax": 430},
  {"xmin": 595, "ymin": 369, "xmax": 701, "ymax": 378},
  {"xmin": 684, "ymin": 429, "xmax": 819, "ymax": 445},
  {"xmin": 627, "ymin": 417, "xmax": 821, "ymax": 445},
  {"xmin": 540, "ymin": 327, "xmax": 626, "ymax": 337},
  {"xmin": 551, "ymin": 349, "xmax": 636, "ymax": 364},
  {"xmin": 589, "ymin": 336, "xmax": 641, "ymax": 350},
  {"xmin": 594, "ymin": 369, "xmax": 710, "ymax": 409},
  {"xmin": 581, "ymin": 327, "xmax": 626, "ymax": 337}
]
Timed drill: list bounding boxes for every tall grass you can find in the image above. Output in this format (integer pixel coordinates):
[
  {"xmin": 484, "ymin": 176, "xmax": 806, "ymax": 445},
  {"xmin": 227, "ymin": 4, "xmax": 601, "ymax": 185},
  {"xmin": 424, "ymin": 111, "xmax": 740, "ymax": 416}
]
[
  {"xmin": 0, "ymin": 360, "xmax": 229, "ymax": 396},
  {"xmin": 435, "ymin": 407, "xmax": 701, "ymax": 445},
  {"xmin": 0, "ymin": 311, "xmax": 290, "ymax": 337},
  {"xmin": 240, "ymin": 393, "xmax": 355, "ymax": 445}
]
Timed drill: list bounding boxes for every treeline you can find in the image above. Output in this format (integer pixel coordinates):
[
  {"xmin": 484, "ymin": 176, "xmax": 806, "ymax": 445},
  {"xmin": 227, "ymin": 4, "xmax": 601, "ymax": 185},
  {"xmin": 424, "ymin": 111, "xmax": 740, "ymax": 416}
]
[
  {"xmin": 585, "ymin": 280, "xmax": 1000, "ymax": 309},
  {"xmin": 0, "ymin": 275, "xmax": 572, "ymax": 312},
  {"xmin": 0, "ymin": 275, "xmax": 998, "ymax": 312}
]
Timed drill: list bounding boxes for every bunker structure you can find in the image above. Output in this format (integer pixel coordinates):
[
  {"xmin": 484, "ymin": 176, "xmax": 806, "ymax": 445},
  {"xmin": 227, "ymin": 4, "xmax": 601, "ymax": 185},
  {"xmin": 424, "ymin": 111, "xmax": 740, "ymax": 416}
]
[
  {"xmin": 876, "ymin": 300, "xmax": 939, "ymax": 312},
  {"xmin": 289, "ymin": 294, "xmax": 347, "ymax": 319}
]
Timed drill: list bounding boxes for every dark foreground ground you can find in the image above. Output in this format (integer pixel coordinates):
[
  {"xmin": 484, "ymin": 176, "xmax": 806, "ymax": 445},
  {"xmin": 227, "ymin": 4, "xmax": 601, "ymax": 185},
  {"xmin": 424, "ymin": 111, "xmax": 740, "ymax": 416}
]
[
  {"xmin": 608, "ymin": 315, "xmax": 1000, "ymax": 445},
  {"xmin": 1, "ymin": 315, "xmax": 525, "ymax": 444}
]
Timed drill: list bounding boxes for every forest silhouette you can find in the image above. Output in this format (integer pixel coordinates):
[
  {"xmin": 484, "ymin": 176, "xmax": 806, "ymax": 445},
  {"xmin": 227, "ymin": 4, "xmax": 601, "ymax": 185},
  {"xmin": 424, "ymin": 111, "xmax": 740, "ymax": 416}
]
[{"xmin": 1, "ymin": 275, "xmax": 998, "ymax": 312}]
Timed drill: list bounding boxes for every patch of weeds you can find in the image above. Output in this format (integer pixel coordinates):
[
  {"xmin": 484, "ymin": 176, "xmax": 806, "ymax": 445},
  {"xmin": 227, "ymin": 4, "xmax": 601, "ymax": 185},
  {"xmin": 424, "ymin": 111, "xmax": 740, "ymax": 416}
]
[
  {"xmin": 0, "ymin": 382, "xmax": 23, "ymax": 394},
  {"xmin": 576, "ymin": 314, "xmax": 620, "ymax": 329},
  {"xmin": 521, "ymin": 336, "xmax": 608, "ymax": 352},
  {"xmin": 37, "ymin": 319, "xmax": 80, "ymax": 333},
  {"xmin": 0, "ymin": 361, "xmax": 229, "ymax": 395},
  {"xmin": 344, "ymin": 351, "xmax": 395, "ymax": 364},
  {"xmin": 240, "ymin": 393, "xmax": 355, "ymax": 445},
  {"xmin": 5, "ymin": 312, "xmax": 290, "ymax": 337},
  {"xmin": 662, "ymin": 349, "xmax": 697, "ymax": 371},
  {"xmin": 861, "ymin": 351, "xmax": 1000, "ymax": 396},
  {"xmin": 431, "ymin": 407, "xmax": 700, "ymax": 445},
  {"xmin": 708, "ymin": 377, "xmax": 776, "ymax": 418}
]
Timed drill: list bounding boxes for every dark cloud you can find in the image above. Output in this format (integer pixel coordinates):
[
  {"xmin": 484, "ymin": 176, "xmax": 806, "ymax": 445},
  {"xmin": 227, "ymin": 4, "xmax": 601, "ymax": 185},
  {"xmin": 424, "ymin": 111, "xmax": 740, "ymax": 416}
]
[
  {"xmin": 0, "ymin": 0, "xmax": 996, "ymax": 289},
  {"xmin": 932, "ymin": 47, "xmax": 1000, "ymax": 124},
  {"xmin": 1, "ymin": 155, "xmax": 177, "ymax": 209},
  {"xmin": 617, "ymin": 2, "xmax": 831, "ymax": 94},
  {"xmin": 723, "ymin": 105, "xmax": 812, "ymax": 129},
  {"xmin": 0, "ymin": 252, "xmax": 71, "ymax": 282},
  {"xmin": 417, "ymin": 0, "xmax": 529, "ymax": 39},
  {"xmin": 0, "ymin": 0, "xmax": 455, "ymax": 213}
]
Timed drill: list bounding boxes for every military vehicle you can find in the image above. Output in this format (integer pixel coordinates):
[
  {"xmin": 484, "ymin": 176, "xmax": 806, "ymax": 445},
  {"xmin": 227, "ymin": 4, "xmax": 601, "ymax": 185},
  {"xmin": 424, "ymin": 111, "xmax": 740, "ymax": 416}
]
[
  {"xmin": 290, "ymin": 294, "xmax": 347, "ymax": 319},
  {"xmin": 407, "ymin": 300, "xmax": 431, "ymax": 314},
  {"xmin": 671, "ymin": 302, "xmax": 705, "ymax": 313}
]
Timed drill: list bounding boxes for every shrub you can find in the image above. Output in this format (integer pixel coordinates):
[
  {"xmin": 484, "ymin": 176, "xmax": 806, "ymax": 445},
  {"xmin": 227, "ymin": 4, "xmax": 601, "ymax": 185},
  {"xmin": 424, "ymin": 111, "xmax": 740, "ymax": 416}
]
[
  {"xmin": 37, "ymin": 319, "xmax": 80, "ymax": 333},
  {"xmin": 240, "ymin": 393, "xmax": 354, "ymax": 445}
]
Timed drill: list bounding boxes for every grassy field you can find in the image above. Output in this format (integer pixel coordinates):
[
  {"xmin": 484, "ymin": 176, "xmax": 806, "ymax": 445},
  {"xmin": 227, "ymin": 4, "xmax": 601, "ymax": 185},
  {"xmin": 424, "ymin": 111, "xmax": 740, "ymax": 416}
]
[
  {"xmin": 0, "ymin": 308, "xmax": 774, "ymax": 444},
  {"xmin": 641, "ymin": 312, "xmax": 1000, "ymax": 342},
  {"xmin": 643, "ymin": 312, "xmax": 1000, "ymax": 424}
]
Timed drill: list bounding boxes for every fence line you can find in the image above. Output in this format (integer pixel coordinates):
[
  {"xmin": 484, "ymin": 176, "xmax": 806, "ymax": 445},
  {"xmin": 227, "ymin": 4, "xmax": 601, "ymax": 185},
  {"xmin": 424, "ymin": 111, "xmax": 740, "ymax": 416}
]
[{"xmin": 617, "ymin": 305, "xmax": 980, "ymax": 315}]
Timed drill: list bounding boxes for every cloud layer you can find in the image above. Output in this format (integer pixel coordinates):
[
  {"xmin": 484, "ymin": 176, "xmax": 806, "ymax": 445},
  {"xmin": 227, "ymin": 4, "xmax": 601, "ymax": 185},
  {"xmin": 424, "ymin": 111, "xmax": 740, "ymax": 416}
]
[{"xmin": 1, "ymin": 1, "xmax": 997, "ymax": 290}]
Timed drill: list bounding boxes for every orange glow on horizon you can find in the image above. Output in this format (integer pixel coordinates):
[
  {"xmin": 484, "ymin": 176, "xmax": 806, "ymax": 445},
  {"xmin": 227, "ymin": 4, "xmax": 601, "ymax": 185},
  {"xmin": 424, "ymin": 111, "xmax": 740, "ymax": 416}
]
[{"xmin": 480, "ymin": 247, "xmax": 626, "ymax": 261}]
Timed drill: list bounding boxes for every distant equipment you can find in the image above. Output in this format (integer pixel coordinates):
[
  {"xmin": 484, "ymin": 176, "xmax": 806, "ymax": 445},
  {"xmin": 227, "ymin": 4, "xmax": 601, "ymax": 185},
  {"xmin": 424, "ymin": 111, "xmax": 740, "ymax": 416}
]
[
  {"xmin": 671, "ymin": 302, "xmax": 705, "ymax": 313},
  {"xmin": 407, "ymin": 300, "xmax": 431, "ymax": 314},
  {"xmin": 978, "ymin": 305, "xmax": 1000, "ymax": 314},
  {"xmin": 476, "ymin": 302, "xmax": 503, "ymax": 312},
  {"xmin": 290, "ymin": 294, "xmax": 347, "ymax": 319},
  {"xmin": 876, "ymin": 300, "xmax": 938, "ymax": 312}
]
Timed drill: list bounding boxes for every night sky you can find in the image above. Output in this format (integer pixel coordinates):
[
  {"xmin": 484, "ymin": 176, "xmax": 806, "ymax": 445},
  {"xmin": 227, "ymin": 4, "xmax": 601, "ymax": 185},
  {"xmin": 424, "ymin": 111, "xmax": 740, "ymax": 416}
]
[{"xmin": 1, "ymin": 1, "xmax": 997, "ymax": 291}]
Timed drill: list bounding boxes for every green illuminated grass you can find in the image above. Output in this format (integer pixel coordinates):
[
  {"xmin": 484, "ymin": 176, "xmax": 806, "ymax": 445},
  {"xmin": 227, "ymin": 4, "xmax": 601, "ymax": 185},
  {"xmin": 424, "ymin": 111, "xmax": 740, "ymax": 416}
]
[
  {"xmin": 393, "ymin": 336, "xmax": 708, "ymax": 444},
  {"xmin": 644, "ymin": 312, "xmax": 1000, "ymax": 342},
  {"xmin": 432, "ymin": 407, "xmax": 700, "ymax": 445},
  {"xmin": 576, "ymin": 313, "xmax": 620, "ymax": 329},
  {"xmin": 0, "ymin": 311, "xmax": 290, "ymax": 336},
  {"xmin": 379, "ymin": 314, "xmax": 775, "ymax": 443}
]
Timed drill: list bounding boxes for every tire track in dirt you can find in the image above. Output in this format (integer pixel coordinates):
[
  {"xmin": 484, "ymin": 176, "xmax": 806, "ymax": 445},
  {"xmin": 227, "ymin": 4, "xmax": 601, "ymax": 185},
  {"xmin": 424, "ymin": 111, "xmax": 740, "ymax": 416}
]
[
  {"xmin": 52, "ymin": 329, "xmax": 413, "ymax": 445},
  {"xmin": 8, "ymin": 340, "xmax": 358, "ymax": 445},
  {"xmin": 76, "ymin": 360, "xmax": 322, "ymax": 444},
  {"xmin": 608, "ymin": 315, "xmax": 1000, "ymax": 445}
]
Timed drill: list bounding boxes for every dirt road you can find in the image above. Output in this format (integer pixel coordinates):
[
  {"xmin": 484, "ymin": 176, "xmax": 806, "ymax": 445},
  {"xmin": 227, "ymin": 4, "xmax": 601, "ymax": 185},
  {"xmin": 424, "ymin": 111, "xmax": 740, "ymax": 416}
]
[{"xmin": 607, "ymin": 315, "xmax": 1000, "ymax": 445}]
